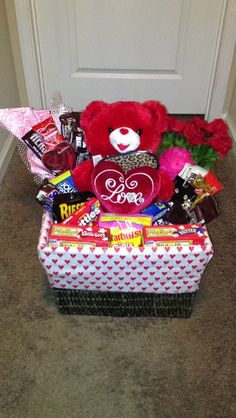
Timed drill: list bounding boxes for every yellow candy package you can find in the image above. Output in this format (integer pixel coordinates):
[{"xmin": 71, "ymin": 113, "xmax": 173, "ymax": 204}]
[{"xmin": 109, "ymin": 226, "xmax": 143, "ymax": 248}]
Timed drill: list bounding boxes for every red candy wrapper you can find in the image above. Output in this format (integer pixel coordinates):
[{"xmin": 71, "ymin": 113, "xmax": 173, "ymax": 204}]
[
  {"xmin": 62, "ymin": 198, "xmax": 101, "ymax": 227},
  {"xmin": 42, "ymin": 141, "xmax": 76, "ymax": 174},
  {"xmin": 204, "ymin": 172, "xmax": 223, "ymax": 195},
  {"xmin": 48, "ymin": 224, "xmax": 109, "ymax": 247},
  {"xmin": 22, "ymin": 116, "xmax": 77, "ymax": 175}
]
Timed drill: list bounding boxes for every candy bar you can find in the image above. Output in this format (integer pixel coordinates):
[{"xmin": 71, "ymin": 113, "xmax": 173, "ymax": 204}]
[
  {"xmin": 143, "ymin": 224, "xmax": 206, "ymax": 246},
  {"xmin": 144, "ymin": 240, "xmax": 194, "ymax": 247},
  {"xmin": 172, "ymin": 176, "xmax": 196, "ymax": 204},
  {"xmin": 197, "ymin": 195, "xmax": 219, "ymax": 224},
  {"xmin": 165, "ymin": 201, "xmax": 204, "ymax": 225},
  {"xmin": 32, "ymin": 116, "xmax": 59, "ymax": 147},
  {"xmin": 192, "ymin": 173, "xmax": 223, "ymax": 205},
  {"xmin": 179, "ymin": 164, "xmax": 223, "ymax": 203},
  {"xmin": 48, "ymin": 224, "xmax": 109, "ymax": 247},
  {"xmin": 62, "ymin": 198, "xmax": 101, "ymax": 227},
  {"xmin": 99, "ymin": 213, "xmax": 152, "ymax": 228},
  {"xmin": 35, "ymin": 182, "xmax": 59, "ymax": 213},
  {"xmin": 178, "ymin": 163, "xmax": 208, "ymax": 181},
  {"xmin": 204, "ymin": 172, "xmax": 223, "ymax": 195},
  {"xmin": 109, "ymin": 226, "xmax": 143, "ymax": 248},
  {"xmin": 52, "ymin": 191, "xmax": 94, "ymax": 222},
  {"xmin": 141, "ymin": 201, "xmax": 170, "ymax": 222},
  {"xmin": 50, "ymin": 170, "xmax": 77, "ymax": 194},
  {"xmin": 22, "ymin": 130, "xmax": 47, "ymax": 159},
  {"xmin": 153, "ymin": 218, "xmax": 170, "ymax": 226},
  {"xmin": 22, "ymin": 116, "xmax": 77, "ymax": 174},
  {"xmin": 22, "ymin": 117, "xmax": 66, "ymax": 168},
  {"xmin": 59, "ymin": 112, "xmax": 81, "ymax": 141},
  {"xmin": 59, "ymin": 112, "xmax": 91, "ymax": 164}
]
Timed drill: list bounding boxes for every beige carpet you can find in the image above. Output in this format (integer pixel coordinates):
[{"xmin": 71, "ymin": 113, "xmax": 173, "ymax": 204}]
[{"xmin": 0, "ymin": 149, "xmax": 235, "ymax": 418}]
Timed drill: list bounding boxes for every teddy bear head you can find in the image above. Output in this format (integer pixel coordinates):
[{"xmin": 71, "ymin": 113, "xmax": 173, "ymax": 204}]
[{"xmin": 80, "ymin": 100, "xmax": 168, "ymax": 157}]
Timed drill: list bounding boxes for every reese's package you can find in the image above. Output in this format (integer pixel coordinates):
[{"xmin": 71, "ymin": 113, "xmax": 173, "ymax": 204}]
[{"xmin": 52, "ymin": 191, "xmax": 94, "ymax": 222}]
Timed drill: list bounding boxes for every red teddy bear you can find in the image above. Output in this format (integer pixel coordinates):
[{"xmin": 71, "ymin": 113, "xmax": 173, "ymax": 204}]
[{"xmin": 72, "ymin": 101, "xmax": 174, "ymax": 209}]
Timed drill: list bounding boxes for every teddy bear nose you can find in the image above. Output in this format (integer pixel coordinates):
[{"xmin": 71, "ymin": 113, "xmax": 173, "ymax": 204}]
[{"xmin": 120, "ymin": 128, "xmax": 129, "ymax": 135}]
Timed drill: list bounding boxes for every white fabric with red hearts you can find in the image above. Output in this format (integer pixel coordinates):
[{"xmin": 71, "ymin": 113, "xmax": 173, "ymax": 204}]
[{"xmin": 38, "ymin": 212, "xmax": 214, "ymax": 294}]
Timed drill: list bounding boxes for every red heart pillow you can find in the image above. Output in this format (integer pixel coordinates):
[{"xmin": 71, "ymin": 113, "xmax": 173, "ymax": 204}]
[{"xmin": 92, "ymin": 160, "xmax": 160, "ymax": 214}]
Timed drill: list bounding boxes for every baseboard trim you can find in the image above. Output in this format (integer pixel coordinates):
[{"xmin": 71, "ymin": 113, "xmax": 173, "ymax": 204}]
[{"xmin": 0, "ymin": 134, "xmax": 16, "ymax": 184}]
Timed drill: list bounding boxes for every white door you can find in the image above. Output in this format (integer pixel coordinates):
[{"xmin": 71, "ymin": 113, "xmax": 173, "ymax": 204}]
[{"xmin": 14, "ymin": 0, "xmax": 224, "ymax": 114}]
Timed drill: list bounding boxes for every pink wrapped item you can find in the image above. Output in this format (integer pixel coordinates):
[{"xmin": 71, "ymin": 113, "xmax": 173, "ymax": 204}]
[
  {"xmin": 0, "ymin": 107, "xmax": 50, "ymax": 138},
  {"xmin": 159, "ymin": 146, "xmax": 195, "ymax": 180},
  {"xmin": 0, "ymin": 107, "xmax": 54, "ymax": 182}
]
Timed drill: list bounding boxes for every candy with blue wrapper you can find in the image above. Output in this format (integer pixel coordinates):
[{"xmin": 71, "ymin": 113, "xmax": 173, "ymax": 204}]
[{"xmin": 141, "ymin": 201, "xmax": 170, "ymax": 223}]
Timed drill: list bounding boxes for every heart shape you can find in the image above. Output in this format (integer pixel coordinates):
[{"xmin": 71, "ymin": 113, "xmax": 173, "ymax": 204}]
[
  {"xmin": 92, "ymin": 160, "xmax": 160, "ymax": 213},
  {"xmin": 42, "ymin": 141, "xmax": 76, "ymax": 174}
]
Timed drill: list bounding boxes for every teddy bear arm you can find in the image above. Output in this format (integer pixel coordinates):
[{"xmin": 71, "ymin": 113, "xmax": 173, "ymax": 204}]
[{"xmin": 72, "ymin": 159, "xmax": 94, "ymax": 192}]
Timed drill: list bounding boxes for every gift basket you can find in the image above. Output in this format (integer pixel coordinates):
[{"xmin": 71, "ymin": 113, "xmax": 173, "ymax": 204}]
[{"xmin": 0, "ymin": 95, "xmax": 232, "ymax": 317}]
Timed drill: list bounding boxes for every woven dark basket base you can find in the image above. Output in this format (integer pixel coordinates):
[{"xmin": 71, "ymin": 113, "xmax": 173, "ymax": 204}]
[{"xmin": 54, "ymin": 289, "xmax": 196, "ymax": 318}]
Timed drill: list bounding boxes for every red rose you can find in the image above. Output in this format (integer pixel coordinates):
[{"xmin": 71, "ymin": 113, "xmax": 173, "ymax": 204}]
[
  {"xmin": 191, "ymin": 116, "xmax": 208, "ymax": 131},
  {"xmin": 167, "ymin": 116, "xmax": 186, "ymax": 133},
  {"xmin": 183, "ymin": 123, "xmax": 206, "ymax": 145},
  {"xmin": 207, "ymin": 119, "xmax": 228, "ymax": 135},
  {"xmin": 190, "ymin": 117, "xmax": 209, "ymax": 144},
  {"xmin": 208, "ymin": 134, "xmax": 232, "ymax": 158}
]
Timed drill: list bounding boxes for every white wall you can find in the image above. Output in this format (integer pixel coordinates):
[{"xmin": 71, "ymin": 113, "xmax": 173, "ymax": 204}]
[
  {"xmin": 224, "ymin": 44, "xmax": 236, "ymax": 143},
  {"xmin": 0, "ymin": 0, "xmax": 20, "ymax": 182},
  {"xmin": 229, "ymin": 79, "xmax": 236, "ymax": 128}
]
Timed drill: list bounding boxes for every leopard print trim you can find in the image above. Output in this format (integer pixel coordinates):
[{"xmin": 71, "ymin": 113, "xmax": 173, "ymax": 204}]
[{"xmin": 104, "ymin": 152, "xmax": 159, "ymax": 173}]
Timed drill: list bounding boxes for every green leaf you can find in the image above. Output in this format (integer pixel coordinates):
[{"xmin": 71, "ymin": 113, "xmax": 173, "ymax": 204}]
[
  {"xmin": 174, "ymin": 136, "xmax": 188, "ymax": 148},
  {"xmin": 158, "ymin": 132, "xmax": 176, "ymax": 154},
  {"xmin": 159, "ymin": 132, "xmax": 188, "ymax": 154},
  {"xmin": 159, "ymin": 132, "xmax": 220, "ymax": 170},
  {"xmin": 190, "ymin": 145, "xmax": 219, "ymax": 169}
]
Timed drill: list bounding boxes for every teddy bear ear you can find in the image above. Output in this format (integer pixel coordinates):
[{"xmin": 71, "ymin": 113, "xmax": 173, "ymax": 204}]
[
  {"xmin": 80, "ymin": 101, "xmax": 109, "ymax": 130},
  {"xmin": 143, "ymin": 100, "xmax": 168, "ymax": 133}
]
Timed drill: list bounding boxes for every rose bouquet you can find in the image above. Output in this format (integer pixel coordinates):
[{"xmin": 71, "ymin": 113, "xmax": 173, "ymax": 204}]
[{"xmin": 159, "ymin": 115, "xmax": 233, "ymax": 169}]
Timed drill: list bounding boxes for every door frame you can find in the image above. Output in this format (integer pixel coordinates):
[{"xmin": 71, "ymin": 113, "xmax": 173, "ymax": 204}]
[
  {"xmin": 205, "ymin": 0, "xmax": 236, "ymax": 120},
  {"xmin": 8, "ymin": 0, "xmax": 236, "ymax": 120}
]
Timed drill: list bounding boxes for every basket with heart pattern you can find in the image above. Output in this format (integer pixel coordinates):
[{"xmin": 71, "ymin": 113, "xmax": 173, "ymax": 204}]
[{"xmin": 38, "ymin": 211, "xmax": 214, "ymax": 317}]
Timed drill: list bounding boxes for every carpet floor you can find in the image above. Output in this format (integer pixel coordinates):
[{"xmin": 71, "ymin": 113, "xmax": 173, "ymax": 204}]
[{"xmin": 0, "ymin": 149, "xmax": 235, "ymax": 418}]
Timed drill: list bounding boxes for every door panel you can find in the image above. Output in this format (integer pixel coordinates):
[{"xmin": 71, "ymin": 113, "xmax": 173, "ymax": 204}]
[
  {"xmin": 16, "ymin": 0, "xmax": 224, "ymax": 113},
  {"xmin": 75, "ymin": 0, "xmax": 181, "ymax": 70}
]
